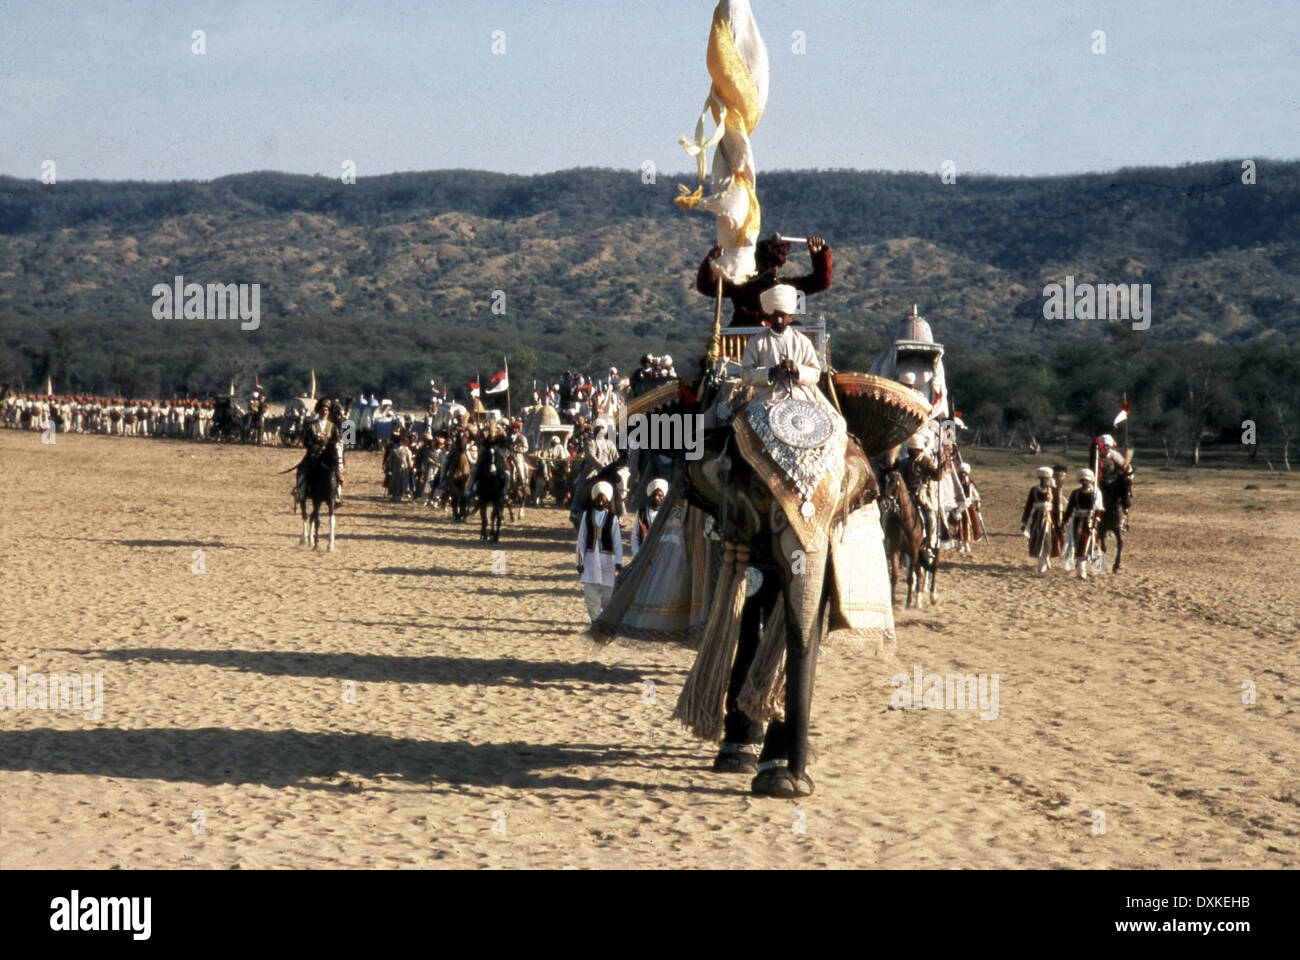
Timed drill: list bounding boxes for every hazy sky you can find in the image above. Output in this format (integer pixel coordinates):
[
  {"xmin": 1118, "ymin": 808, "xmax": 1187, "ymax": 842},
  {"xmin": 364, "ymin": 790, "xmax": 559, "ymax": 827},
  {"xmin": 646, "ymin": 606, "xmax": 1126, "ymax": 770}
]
[{"xmin": 2, "ymin": 0, "xmax": 1297, "ymax": 181}]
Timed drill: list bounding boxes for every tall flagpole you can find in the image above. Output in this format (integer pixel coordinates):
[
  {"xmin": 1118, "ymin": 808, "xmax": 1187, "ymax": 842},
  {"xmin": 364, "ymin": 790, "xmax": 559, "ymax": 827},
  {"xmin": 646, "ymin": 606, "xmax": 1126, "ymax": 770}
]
[{"xmin": 504, "ymin": 356, "xmax": 511, "ymax": 419}]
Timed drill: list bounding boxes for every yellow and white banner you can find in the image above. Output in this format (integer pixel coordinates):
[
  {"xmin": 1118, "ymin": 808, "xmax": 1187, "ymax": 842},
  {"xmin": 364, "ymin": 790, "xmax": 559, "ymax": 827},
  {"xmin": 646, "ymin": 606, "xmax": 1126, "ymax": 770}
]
[{"xmin": 676, "ymin": 0, "xmax": 769, "ymax": 283}]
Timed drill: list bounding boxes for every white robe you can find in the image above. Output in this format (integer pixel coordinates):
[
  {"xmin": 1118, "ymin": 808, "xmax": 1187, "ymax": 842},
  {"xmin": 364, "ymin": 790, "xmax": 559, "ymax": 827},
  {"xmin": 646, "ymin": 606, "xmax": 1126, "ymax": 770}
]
[
  {"xmin": 739, "ymin": 326, "xmax": 830, "ymax": 410},
  {"xmin": 576, "ymin": 509, "xmax": 623, "ymax": 587}
]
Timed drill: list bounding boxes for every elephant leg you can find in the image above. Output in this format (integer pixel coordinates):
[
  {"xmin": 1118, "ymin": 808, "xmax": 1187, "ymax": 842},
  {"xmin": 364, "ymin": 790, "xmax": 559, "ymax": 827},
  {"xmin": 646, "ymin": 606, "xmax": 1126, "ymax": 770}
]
[
  {"xmin": 754, "ymin": 537, "xmax": 827, "ymax": 797},
  {"xmin": 716, "ymin": 578, "xmax": 778, "ymax": 772}
]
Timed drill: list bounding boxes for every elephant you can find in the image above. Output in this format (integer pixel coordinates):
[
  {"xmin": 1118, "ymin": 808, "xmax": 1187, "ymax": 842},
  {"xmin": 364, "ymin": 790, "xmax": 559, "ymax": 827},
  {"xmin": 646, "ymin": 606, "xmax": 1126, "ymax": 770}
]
[{"xmin": 672, "ymin": 421, "xmax": 877, "ymax": 797}]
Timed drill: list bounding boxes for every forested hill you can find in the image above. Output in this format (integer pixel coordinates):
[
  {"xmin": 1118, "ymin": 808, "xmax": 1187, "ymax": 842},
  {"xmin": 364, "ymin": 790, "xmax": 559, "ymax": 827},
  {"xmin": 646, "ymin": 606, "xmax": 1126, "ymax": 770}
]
[{"xmin": 1, "ymin": 161, "xmax": 1298, "ymax": 411}]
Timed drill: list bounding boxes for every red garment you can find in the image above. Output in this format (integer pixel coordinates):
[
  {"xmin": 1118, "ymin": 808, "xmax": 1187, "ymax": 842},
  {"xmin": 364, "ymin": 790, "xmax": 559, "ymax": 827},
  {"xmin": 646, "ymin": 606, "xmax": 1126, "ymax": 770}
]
[{"xmin": 695, "ymin": 247, "xmax": 833, "ymax": 327}]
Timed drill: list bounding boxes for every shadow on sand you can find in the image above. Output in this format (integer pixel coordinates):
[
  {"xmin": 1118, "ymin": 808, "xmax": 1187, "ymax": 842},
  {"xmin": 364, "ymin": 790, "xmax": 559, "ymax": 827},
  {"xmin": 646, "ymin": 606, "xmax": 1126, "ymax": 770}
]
[
  {"xmin": 70, "ymin": 646, "xmax": 657, "ymax": 689},
  {"xmin": 0, "ymin": 729, "xmax": 735, "ymax": 795}
]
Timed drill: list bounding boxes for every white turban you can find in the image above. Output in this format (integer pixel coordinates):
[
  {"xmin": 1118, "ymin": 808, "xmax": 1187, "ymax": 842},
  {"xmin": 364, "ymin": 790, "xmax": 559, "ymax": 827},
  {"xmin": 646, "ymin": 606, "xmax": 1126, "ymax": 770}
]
[
  {"xmin": 647, "ymin": 478, "xmax": 669, "ymax": 497},
  {"xmin": 592, "ymin": 481, "xmax": 614, "ymax": 502},
  {"xmin": 900, "ymin": 372, "xmax": 918, "ymax": 387},
  {"xmin": 1101, "ymin": 434, "xmax": 1116, "ymax": 448},
  {"xmin": 1078, "ymin": 468, "xmax": 1095, "ymax": 482},
  {"xmin": 905, "ymin": 431, "xmax": 928, "ymax": 451},
  {"xmin": 759, "ymin": 284, "xmax": 799, "ymax": 316},
  {"xmin": 1036, "ymin": 466, "xmax": 1054, "ymax": 479}
]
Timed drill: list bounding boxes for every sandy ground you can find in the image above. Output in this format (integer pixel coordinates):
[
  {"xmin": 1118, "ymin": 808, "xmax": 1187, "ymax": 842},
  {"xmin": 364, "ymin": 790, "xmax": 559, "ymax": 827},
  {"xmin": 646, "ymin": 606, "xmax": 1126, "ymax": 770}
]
[{"xmin": 0, "ymin": 428, "xmax": 1296, "ymax": 869}]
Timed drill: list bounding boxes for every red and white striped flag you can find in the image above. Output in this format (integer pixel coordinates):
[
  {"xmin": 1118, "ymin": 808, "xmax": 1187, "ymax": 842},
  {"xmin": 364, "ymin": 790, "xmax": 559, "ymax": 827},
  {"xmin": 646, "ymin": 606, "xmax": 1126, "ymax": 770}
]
[{"xmin": 484, "ymin": 369, "xmax": 509, "ymax": 395}]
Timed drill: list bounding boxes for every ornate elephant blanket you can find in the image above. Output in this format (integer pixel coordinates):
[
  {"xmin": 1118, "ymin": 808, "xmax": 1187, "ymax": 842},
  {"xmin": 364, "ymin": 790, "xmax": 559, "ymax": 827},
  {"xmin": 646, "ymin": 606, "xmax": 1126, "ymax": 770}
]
[
  {"xmin": 732, "ymin": 395, "xmax": 846, "ymax": 554},
  {"xmin": 827, "ymin": 502, "xmax": 897, "ymax": 656}
]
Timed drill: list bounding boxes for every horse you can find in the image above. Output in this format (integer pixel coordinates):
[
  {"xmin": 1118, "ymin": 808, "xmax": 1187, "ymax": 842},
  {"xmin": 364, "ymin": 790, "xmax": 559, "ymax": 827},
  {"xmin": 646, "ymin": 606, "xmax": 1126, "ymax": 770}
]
[
  {"xmin": 880, "ymin": 467, "xmax": 937, "ymax": 608},
  {"xmin": 507, "ymin": 452, "xmax": 532, "ymax": 519},
  {"xmin": 528, "ymin": 456, "xmax": 555, "ymax": 507},
  {"xmin": 446, "ymin": 432, "xmax": 474, "ymax": 522},
  {"xmin": 475, "ymin": 441, "xmax": 511, "ymax": 542},
  {"xmin": 212, "ymin": 397, "xmax": 249, "ymax": 443},
  {"xmin": 1098, "ymin": 468, "xmax": 1133, "ymax": 572},
  {"xmin": 297, "ymin": 450, "xmax": 339, "ymax": 551}
]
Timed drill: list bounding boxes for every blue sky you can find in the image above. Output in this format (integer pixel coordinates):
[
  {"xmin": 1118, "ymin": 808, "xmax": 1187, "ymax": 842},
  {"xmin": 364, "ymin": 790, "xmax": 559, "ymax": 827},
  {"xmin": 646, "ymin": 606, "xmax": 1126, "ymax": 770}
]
[{"xmin": 2, "ymin": 0, "xmax": 1297, "ymax": 181}]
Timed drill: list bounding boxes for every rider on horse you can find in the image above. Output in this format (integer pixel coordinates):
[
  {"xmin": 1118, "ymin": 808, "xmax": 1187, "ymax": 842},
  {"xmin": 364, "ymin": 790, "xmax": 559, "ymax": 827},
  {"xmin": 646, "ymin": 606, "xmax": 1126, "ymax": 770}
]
[
  {"xmin": 1092, "ymin": 433, "xmax": 1133, "ymax": 530},
  {"xmin": 507, "ymin": 418, "xmax": 530, "ymax": 487},
  {"xmin": 293, "ymin": 398, "xmax": 341, "ymax": 508},
  {"xmin": 900, "ymin": 430, "xmax": 942, "ymax": 556}
]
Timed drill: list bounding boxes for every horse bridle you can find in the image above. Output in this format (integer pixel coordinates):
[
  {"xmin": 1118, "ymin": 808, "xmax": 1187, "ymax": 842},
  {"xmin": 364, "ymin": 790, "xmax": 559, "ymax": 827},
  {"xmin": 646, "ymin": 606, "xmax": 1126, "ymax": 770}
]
[{"xmin": 879, "ymin": 468, "xmax": 903, "ymax": 516}]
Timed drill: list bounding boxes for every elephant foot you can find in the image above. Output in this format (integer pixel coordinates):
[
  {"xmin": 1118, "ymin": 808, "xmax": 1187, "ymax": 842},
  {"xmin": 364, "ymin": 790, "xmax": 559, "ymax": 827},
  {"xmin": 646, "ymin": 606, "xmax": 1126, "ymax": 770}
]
[
  {"xmin": 751, "ymin": 760, "xmax": 813, "ymax": 798},
  {"xmin": 712, "ymin": 742, "xmax": 760, "ymax": 774},
  {"xmin": 793, "ymin": 771, "xmax": 815, "ymax": 797}
]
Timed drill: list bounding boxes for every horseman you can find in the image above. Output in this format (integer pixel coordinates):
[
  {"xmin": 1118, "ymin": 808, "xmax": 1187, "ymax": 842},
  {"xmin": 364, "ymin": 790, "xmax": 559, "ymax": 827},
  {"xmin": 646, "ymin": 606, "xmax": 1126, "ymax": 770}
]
[
  {"xmin": 1062, "ymin": 467, "xmax": 1106, "ymax": 580},
  {"xmin": 506, "ymin": 418, "xmax": 530, "ymax": 485},
  {"xmin": 294, "ymin": 398, "xmax": 340, "ymax": 507},
  {"xmin": 327, "ymin": 399, "xmax": 346, "ymax": 498},
  {"xmin": 899, "ymin": 431, "xmax": 942, "ymax": 556},
  {"xmin": 542, "ymin": 434, "xmax": 566, "ymax": 460},
  {"xmin": 1092, "ymin": 433, "xmax": 1131, "ymax": 481},
  {"xmin": 1092, "ymin": 432, "xmax": 1133, "ymax": 530},
  {"xmin": 571, "ymin": 418, "xmax": 620, "ymax": 520}
]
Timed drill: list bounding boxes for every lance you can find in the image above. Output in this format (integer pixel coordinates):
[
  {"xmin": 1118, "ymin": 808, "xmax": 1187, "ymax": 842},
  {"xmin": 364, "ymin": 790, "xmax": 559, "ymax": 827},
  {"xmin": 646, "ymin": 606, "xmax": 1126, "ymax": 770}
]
[{"xmin": 1122, "ymin": 391, "xmax": 1129, "ymax": 451}]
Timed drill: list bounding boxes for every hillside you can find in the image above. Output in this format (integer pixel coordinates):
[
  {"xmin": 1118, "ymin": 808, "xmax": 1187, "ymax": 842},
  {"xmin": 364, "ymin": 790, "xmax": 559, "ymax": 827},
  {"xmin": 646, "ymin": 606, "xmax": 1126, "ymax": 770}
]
[{"xmin": 2, "ymin": 162, "xmax": 1298, "ymax": 414}]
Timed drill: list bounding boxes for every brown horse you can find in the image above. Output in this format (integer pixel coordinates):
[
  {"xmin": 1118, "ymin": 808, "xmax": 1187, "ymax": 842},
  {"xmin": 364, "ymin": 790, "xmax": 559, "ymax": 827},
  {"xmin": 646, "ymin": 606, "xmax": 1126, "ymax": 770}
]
[
  {"xmin": 880, "ymin": 468, "xmax": 936, "ymax": 608},
  {"xmin": 446, "ymin": 431, "xmax": 474, "ymax": 522}
]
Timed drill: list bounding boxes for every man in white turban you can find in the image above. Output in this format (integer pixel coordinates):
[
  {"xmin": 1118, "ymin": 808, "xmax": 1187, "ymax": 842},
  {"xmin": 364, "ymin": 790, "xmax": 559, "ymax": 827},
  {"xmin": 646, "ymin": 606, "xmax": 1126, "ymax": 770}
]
[
  {"xmin": 739, "ymin": 284, "xmax": 837, "ymax": 416},
  {"xmin": 631, "ymin": 478, "xmax": 669, "ymax": 557},
  {"xmin": 1062, "ymin": 467, "xmax": 1106, "ymax": 580},
  {"xmin": 576, "ymin": 481, "xmax": 623, "ymax": 621},
  {"xmin": 1021, "ymin": 466, "xmax": 1057, "ymax": 573}
]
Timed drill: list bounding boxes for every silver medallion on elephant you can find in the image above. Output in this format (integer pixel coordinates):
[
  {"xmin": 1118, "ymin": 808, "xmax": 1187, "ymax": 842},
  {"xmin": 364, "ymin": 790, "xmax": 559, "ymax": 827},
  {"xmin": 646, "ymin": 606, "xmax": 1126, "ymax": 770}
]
[{"xmin": 768, "ymin": 399, "xmax": 835, "ymax": 450}]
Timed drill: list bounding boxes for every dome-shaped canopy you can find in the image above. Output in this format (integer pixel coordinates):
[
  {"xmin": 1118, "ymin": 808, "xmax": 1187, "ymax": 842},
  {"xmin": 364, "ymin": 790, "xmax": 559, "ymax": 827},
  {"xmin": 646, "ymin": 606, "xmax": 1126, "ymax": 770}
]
[{"xmin": 895, "ymin": 304, "xmax": 937, "ymax": 346}]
